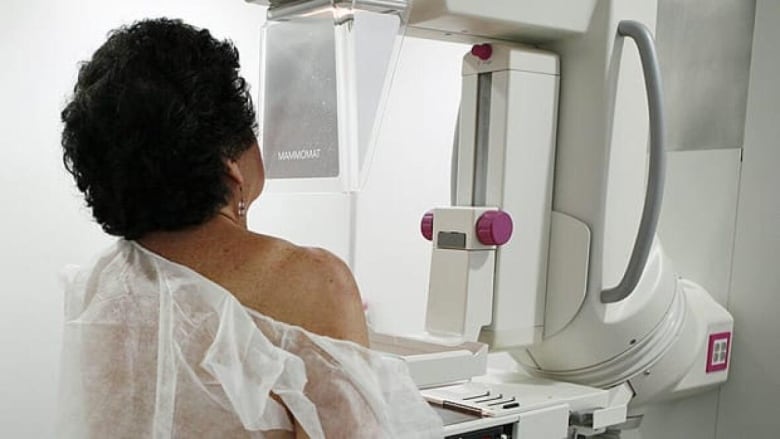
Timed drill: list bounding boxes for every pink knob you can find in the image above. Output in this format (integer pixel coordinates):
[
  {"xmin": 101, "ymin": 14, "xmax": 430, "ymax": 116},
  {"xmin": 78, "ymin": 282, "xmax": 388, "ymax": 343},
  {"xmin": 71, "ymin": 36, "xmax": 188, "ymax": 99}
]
[
  {"xmin": 471, "ymin": 43, "xmax": 493, "ymax": 61},
  {"xmin": 420, "ymin": 211, "xmax": 434, "ymax": 241},
  {"xmin": 476, "ymin": 210, "xmax": 513, "ymax": 246}
]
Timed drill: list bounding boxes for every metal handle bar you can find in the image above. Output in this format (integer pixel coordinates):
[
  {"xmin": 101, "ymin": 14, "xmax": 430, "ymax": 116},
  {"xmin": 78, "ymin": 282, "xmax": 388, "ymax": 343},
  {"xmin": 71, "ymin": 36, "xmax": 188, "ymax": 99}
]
[{"xmin": 601, "ymin": 20, "xmax": 667, "ymax": 304}]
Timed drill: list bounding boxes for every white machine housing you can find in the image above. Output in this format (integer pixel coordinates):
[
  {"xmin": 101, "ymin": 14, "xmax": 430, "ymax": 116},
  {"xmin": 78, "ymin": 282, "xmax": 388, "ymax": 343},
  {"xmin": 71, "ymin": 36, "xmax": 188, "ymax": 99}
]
[
  {"xmin": 439, "ymin": 46, "xmax": 559, "ymax": 349},
  {"xmin": 406, "ymin": 0, "xmax": 734, "ymax": 410},
  {"xmin": 248, "ymin": 0, "xmax": 735, "ymax": 437}
]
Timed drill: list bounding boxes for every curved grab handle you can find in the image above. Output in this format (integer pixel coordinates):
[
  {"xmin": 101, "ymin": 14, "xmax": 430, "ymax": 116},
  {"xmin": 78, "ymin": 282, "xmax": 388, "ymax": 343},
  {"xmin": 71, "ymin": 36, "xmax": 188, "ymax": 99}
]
[{"xmin": 601, "ymin": 20, "xmax": 667, "ymax": 304}]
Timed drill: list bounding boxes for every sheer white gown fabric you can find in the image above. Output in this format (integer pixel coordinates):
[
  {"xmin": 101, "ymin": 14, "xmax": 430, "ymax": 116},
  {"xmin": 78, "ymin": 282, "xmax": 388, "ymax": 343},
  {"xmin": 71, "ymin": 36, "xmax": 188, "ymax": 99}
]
[{"xmin": 57, "ymin": 241, "xmax": 443, "ymax": 438}]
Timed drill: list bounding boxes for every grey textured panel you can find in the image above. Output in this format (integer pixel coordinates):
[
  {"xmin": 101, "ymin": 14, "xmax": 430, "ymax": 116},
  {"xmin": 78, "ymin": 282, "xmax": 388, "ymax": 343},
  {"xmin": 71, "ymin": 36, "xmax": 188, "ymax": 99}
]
[
  {"xmin": 262, "ymin": 17, "xmax": 340, "ymax": 179},
  {"xmin": 656, "ymin": 0, "xmax": 756, "ymax": 151}
]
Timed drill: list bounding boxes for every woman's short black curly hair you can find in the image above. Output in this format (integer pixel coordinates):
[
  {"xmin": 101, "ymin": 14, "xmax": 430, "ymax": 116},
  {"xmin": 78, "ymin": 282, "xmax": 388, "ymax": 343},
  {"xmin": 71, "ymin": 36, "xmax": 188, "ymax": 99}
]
[{"xmin": 62, "ymin": 18, "xmax": 257, "ymax": 240}]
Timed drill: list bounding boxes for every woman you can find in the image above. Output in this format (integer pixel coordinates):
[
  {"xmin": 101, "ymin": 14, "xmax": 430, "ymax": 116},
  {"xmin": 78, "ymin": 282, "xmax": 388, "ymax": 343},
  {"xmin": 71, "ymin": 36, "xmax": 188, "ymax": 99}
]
[{"xmin": 58, "ymin": 18, "xmax": 441, "ymax": 438}]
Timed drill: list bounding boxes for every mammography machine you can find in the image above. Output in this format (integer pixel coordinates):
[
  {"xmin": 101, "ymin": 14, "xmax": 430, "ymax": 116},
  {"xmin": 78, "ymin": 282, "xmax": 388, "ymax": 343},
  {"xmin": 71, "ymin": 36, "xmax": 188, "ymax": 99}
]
[{"xmin": 248, "ymin": 1, "xmax": 734, "ymax": 437}]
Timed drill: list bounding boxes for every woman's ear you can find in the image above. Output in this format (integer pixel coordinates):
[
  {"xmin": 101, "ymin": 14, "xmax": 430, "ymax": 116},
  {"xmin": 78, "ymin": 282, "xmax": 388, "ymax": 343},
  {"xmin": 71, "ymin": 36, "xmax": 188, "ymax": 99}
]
[{"xmin": 224, "ymin": 158, "xmax": 245, "ymax": 186}]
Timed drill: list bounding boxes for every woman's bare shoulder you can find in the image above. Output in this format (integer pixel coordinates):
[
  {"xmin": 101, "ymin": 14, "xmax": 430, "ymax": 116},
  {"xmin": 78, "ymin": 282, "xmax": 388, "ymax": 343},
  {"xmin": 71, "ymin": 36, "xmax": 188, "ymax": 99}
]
[{"xmin": 243, "ymin": 233, "xmax": 369, "ymax": 346}]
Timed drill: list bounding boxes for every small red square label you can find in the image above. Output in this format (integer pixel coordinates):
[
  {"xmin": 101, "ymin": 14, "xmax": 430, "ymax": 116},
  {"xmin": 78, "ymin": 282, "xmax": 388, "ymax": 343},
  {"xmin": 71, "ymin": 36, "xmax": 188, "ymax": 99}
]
[{"xmin": 706, "ymin": 332, "xmax": 731, "ymax": 373}]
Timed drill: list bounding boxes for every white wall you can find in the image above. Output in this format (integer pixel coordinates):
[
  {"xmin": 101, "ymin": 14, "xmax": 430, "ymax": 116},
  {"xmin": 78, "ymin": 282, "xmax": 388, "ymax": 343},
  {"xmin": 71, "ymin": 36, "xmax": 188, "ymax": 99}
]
[
  {"xmin": 716, "ymin": 0, "xmax": 780, "ymax": 436},
  {"xmin": 0, "ymin": 1, "xmax": 266, "ymax": 437},
  {"xmin": 637, "ymin": 2, "xmax": 780, "ymax": 436},
  {"xmin": 353, "ymin": 38, "xmax": 466, "ymax": 334}
]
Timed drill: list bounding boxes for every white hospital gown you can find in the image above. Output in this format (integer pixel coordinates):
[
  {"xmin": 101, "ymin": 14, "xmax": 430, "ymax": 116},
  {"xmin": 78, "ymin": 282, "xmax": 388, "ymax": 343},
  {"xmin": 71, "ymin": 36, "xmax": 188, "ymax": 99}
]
[{"xmin": 57, "ymin": 240, "xmax": 443, "ymax": 438}]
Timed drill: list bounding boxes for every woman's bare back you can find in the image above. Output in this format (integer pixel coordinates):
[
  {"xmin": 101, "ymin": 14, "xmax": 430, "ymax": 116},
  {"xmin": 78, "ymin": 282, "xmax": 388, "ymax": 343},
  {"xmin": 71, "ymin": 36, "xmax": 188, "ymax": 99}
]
[{"xmin": 137, "ymin": 216, "xmax": 369, "ymax": 347}]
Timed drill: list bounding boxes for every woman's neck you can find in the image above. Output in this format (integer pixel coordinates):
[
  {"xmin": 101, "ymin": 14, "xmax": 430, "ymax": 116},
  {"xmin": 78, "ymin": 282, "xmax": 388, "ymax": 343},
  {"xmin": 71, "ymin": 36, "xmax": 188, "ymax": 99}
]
[
  {"xmin": 136, "ymin": 214, "xmax": 248, "ymax": 258},
  {"xmin": 215, "ymin": 204, "xmax": 248, "ymax": 230}
]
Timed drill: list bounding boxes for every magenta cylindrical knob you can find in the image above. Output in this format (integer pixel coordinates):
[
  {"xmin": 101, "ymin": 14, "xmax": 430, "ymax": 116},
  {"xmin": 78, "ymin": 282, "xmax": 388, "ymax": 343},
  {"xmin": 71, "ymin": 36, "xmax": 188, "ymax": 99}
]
[
  {"xmin": 420, "ymin": 211, "xmax": 434, "ymax": 241},
  {"xmin": 471, "ymin": 43, "xmax": 493, "ymax": 61},
  {"xmin": 476, "ymin": 210, "xmax": 513, "ymax": 246}
]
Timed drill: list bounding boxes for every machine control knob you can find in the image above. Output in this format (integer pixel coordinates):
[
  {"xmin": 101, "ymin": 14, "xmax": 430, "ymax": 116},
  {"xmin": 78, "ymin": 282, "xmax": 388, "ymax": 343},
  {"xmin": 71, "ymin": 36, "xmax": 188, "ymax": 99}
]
[
  {"xmin": 420, "ymin": 211, "xmax": 434, "ymax": 241},
  {"xmin": 476, "ymin": 210, "xmax": 513, "ymax": 246},
  {"xmin": 471, "ymin": 43, "xmax": 493, "ymax": 61}
]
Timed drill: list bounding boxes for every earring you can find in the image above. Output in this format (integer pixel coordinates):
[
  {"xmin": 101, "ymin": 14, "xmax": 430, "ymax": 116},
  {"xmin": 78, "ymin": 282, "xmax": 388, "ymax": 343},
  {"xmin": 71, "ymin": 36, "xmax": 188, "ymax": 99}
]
[{"xmin": 238, "ymin": 186, "xmax": 246, "ymax": 217}]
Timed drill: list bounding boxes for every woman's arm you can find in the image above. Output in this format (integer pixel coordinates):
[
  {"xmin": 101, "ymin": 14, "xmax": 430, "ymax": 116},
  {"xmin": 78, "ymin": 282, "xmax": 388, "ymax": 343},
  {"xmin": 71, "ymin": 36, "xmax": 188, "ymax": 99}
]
[
  {"xmin": 252, "ymin": 244, "xmax": 369, "ymax": 347},
  {"xmin": 219, "ymin": 233, "xmax": 370, "ymax": 347},
  {"xmin": 292, "ymin": 247, "xmax": 369, "ymax": 347}
]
